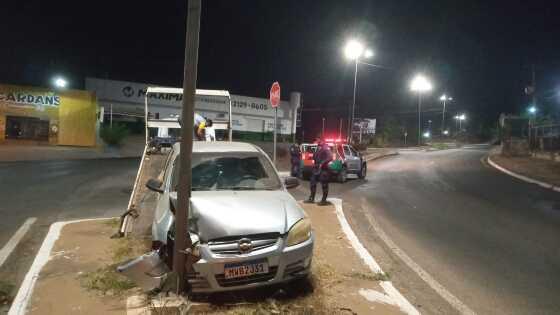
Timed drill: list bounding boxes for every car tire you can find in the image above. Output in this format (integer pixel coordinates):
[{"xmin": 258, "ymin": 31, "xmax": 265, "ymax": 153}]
[
  {"xmin": 358, "ymin": 163, "xmax": 367, "ymax": 179},
  {"xmin": 337, "ymin": 167, "xmax": 347, "ymax": 183}
]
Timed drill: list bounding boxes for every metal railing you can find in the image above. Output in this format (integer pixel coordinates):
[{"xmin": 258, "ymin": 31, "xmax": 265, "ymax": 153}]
[{"xmin": 529, "ymin": 123, "xmax": 560, "ymax": 152}]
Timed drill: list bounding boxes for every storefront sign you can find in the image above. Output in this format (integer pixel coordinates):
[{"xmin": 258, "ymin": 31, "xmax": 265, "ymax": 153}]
[{"xmin": 0, "ymin": 91, "xmax": 60, "ymax": 107}]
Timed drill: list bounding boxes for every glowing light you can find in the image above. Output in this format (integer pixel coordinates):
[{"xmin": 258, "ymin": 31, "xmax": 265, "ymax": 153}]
[
  {"xmin": 423, "ymin": 131, "xmax": 431, "ymax": 138},
  {"xmin": 53, "ymin": 77, "xmax": 67, "ymax": 88},
  {"xmin": 344, "ymin": 40, "xmax": 364, "ymax": 60},
  {"xmin": 410, "ymin": 74, "xmax": 433, "ymax": 93}
]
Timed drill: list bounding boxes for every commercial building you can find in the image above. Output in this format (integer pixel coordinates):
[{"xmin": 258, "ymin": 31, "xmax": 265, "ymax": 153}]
[
  {"xmin": 85, "ymin": 78, "xmax": 301, "ymax": 141},
  {"xmin": 0, "ymin": 84, "xmax": 98, "ymax": 146}
]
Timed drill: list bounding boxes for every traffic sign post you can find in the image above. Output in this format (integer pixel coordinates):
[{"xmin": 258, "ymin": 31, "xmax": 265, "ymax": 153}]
[{"xmin": 270, "ymin": 82, "xmax": 281, "ymax": 163}]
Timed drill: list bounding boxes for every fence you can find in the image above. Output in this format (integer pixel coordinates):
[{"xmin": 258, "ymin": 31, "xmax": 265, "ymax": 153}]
[{"xmin": 529, "ymin": 123, "xmax": 560, "ymax": 152}]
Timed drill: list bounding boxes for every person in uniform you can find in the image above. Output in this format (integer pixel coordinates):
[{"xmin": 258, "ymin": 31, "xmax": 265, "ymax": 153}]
[
  {"xmin": 305, "ymin": 139, "xmax": 332, "ymax": 206},
  {"xmin": 289, "ymin": 142, "xmax": 302, "ymax": 177}
]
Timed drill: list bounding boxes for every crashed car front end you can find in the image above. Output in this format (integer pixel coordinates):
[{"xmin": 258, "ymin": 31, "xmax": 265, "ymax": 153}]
[{"xmin": 186, "ymin": 229, "xmax": 313, "ymax": 292}]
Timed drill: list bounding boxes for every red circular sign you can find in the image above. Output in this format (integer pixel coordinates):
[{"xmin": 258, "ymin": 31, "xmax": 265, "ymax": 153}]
[{"xmin": 269, "ymin": 82, "xmax": 281, "ymax": 108}]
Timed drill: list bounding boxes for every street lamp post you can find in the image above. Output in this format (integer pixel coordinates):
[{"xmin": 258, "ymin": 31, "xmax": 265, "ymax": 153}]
[
  {"xmin": 439, "ymin": 94, "xmax": 452, "ymax": 135},
  {"xmin": 344, "ymin": 40, "xmax": 373, "ymax": 142},
  {"xmin": 410, "ymin": 74, "xmax": 433, "ymax": 145}
]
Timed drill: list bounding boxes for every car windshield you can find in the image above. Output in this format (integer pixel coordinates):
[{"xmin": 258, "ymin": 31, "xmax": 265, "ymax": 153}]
[{"xmin": 171, "ymin": 152, "xmax": 281, "ymax": 191}]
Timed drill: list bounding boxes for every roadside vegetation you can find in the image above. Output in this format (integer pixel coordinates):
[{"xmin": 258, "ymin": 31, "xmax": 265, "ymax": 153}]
[
  {"xmin": 79, "ymin": 229, "xmax": 149, "ymax": 296},
  {"xmin": 100, "ymin": 124, "xmax": 129, "ymax": 146}
]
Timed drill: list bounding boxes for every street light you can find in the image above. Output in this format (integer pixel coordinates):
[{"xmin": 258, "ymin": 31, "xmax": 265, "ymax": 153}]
[
  {"xmin": 439, "ymin": 94, "xmax": 452, "ymax": 135},
  {"xmin": 410, "ymin": 74, "xmax": 433, "ymax": 145},
  {"xmin": 53, "ymin": 77, "xmax": 67, "ymax": 88},
  {"xmin": 344, "ymin": 39, "xmax": 373, "ymax": 142},
  {"xmin": 528, "ymin": 106, "xmax": 537, "ymax": 114},
  {"xmin": 455, "ymin": 114, "xmax": 466, "ymax": 131}
]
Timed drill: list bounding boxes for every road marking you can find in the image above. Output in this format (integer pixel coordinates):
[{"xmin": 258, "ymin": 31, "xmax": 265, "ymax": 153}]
[
  {"xmin": 8, "ymin": 218, "xmax": 109, "ymax": 315},
  {"xmin": 487, "ymin": 156, "xmax": 560, "ymax": 193},
  {"xmin": 359, "ymin": 199, "xmax": 477, "ymax": 315},
  {"xmin": 328, "ymin": 198, "xmax": 420, "ymax": 315},
  {"xmin": 0, "ymin": 217, "xmax": 37, "ymax": 268}
]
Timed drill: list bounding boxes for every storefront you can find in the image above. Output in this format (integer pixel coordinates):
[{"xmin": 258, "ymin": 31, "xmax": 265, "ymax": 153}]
[
  {"xmin": 0, "ymin": 84, "xmax": 98, "ymax": 146},
  {"xmin": 85, "ymin": 77, "xmax": 301, "ymax": 141}
]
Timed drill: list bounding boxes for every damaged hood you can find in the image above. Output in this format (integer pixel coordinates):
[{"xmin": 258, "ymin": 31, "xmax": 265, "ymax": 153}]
[{"xmin": 190, "ymin": 190, "xmax": 304, "ymax": 241}]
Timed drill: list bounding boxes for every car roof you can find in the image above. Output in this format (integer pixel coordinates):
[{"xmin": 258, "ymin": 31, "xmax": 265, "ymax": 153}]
[{"xmin": 172, "ymin": 141, "xmax": 260, "ymax": 153}]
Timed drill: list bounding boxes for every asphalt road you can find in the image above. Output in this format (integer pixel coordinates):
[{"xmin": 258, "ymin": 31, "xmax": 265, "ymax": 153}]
[
  {"xmin": 335, "ymin": 146, "xmax": 560, "ymax": 315},
  {"xmin": 0, "ymin": 158, "xmax": 139, "ymax": 307}
]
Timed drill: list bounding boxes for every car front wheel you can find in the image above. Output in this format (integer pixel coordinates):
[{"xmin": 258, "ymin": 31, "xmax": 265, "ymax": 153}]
[{"xmin": 337, "ymin": 167, "xmax": 347, "ymax": 183}]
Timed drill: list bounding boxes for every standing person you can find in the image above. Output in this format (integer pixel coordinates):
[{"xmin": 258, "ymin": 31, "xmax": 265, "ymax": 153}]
[
  {"xmin": 305, "ymin": 139, "xmax": 333, "ymax": 206},
  {"xmin": 205, "ymin": 119, "xmax": 216, "ymax": 142},
  {"xmin": 289, "ymin": 141, "xmax": 302, "ymax": 177},
  {"xmin": 193, "ymin": 113, "xmax": 206, "ymax": 141}
]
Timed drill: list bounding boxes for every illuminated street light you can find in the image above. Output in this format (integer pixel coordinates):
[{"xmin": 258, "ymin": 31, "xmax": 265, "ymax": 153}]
[
  {"xmin": 439, "ymin": 94, "xmax": 452, "ymax": 135},
  {"xmin": 53, "ymin": 77, "xmax": 67, "ymax": 88},
  {"xmin": 528, "ymin": 106, "xmax": 537, "ymax": 114},
  {"xmin": 423, "ymin": 131, "xmax": 431, "ymax": 138},
  {"xmin": 455, "ymin": 113, "xmax": 466, "ymax": 131},
  {"xmin": 443, "ymin": 130, "xmax": 449, "ymax": 135},
  {"xmin": 410, "ymin": 74, "xmax": 433, "ymax": 145},
  {"xmin": 343, "ymin": 39, "xmax": 373, "ymax": 142}
]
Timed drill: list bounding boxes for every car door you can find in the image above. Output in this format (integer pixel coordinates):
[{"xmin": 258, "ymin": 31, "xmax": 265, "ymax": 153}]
[{"xmin": 343, "ymin": 145, "xmax": 360, "ymax": 171}]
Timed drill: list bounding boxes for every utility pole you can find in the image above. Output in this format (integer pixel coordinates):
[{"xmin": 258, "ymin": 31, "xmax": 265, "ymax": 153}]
[
  {"xmin": 338, "ymin": 118, "xmax": 343, "ymax": 139},
  {"xmin": 174, "ymin": 0, "xmax": 201, "ymax": 294},
  {"xmin": 322, "ymin": 117, "xmax": 325, "ymax": 137},
  {"xmin": 417, "ymin": 93, "xmax": 422, "ymax": 146}
]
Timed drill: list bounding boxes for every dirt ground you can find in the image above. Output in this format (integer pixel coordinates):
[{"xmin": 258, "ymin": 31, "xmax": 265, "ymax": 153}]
[
  {"xmin": 22, "ymin": 205, "xmax": 403, "ymax": 315},
  {"xmin": 27, "ymin": 219, "xmax": 146, "ymax": 315},
  {"xmin": 490, "ymin": 153, "xmax": 560, "ymax": 187}
]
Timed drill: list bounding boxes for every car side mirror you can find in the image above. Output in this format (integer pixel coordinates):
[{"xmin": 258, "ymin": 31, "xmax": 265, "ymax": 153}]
[
  {"xmin": 146, "ymin": 178, "xmax": 164, "ymax": 193},
  {"xmin": 284, "ymin": 176, "xmax": 300, "ymax": 189}
]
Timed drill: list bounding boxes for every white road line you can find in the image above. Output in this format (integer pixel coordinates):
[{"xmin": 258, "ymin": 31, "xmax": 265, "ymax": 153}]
[
  {"xmin": 487, "ymin": 156, "xmax": 560, "ymax": 193},
  {"xmin": 8, "ymin": 218, "xmax": 108, "ymax": 315},
  {"xmin": 359, "ymin": 199, "xmax": 476, "ymax": 315},
  {"xmin": 0, "ymin": 217, "xmax": 37, "ymax": 268},
  {"xmin": 328, "ymin": 198, "xmax": 420, "ymax": 315}
]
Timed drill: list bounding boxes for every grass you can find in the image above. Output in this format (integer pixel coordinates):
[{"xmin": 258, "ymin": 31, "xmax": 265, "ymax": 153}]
[
  {"xmin": 80, "ymin": 266, "xmax": 136, "ymax": 296},
  {"xmin": 0, "ymin": 280, "xmax": 14, "ymax": 305},
  {"xmin": 103, "ymin": 218, "xmax": 121, "ymax": 229},
  {"xmin": 78, "ymin": 233, "xmax": 149, "ymax": 296},
  {"xmin": 110, "ymin": 235, "xmax": 149, "ymax": 262},
  {"xmin": 431, "ymin": 143, "xmax": 450, "ymax": 150},
  {"xmin": 347, "ymin": 271, "xmax": 391, "ymax": 282}
]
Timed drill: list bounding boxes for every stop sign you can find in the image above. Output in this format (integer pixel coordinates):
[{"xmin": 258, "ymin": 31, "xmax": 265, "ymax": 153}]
[{"xmin": 269, "ymin": 82, "xmax": 281, "ymax": 108}]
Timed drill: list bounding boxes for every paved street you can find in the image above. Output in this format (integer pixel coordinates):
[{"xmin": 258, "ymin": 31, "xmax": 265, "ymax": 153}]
[
  {"xmin": 335, "ymin": 146, "xmax": 560, "ymax": 314},
  {"xmin": 0, "ymin": 158, "xmax": 139, "ymax": 303}
]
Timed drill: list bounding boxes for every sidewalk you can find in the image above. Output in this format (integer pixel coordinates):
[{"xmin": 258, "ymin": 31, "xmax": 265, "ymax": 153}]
[
  {"xmin": 9, "ymin": 200, "xmax": 414, "ymax": 314},
  {"xmin": 365, "ymin": 148, "xmax": 399, "ymax": 161},
  {"xmin": 0, "ymin": 135, "xmax": 144, "ymax": 162},
  {"xmin": 489, "ymin": 151, "xmax": 560, "ymax": 188}
]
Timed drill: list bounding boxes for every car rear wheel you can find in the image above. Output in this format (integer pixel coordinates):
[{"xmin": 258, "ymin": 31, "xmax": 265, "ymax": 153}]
[
  {"xmin": 337, "ymin": 167, "xmax": 347, "ymax": 183},
  {"xmin": 358, "ymin": 163, "xmax": 367, "ymax": 179}
]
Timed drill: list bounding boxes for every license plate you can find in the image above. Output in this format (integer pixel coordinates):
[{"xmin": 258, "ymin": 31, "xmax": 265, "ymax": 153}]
[{"xmin": 224, "ymin": 259, "xmax": 269, "ymax": 279}]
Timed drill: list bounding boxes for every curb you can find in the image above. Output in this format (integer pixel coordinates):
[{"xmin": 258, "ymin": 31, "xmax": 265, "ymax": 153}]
[
  {"xmin": 8, "ymin": 218, "xmax": 112, "ymax": 315},
  {"xmin": 364, "ymin": 151, "xmax": 399, "ymax": 162},
  {"xmin": 487, "ymin": 156, "xmax": 560, "ymax": 193},
  {"xmin": 328, "ymin": 198, "xmax": 419, "ymax": 315}
]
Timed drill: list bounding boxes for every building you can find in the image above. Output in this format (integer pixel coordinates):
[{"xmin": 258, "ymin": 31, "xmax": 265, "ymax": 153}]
[
  {"xmin": 0, "ymin": 84, "xmax": 98, "ymax": 146},
  {"xmin": 85, "ymin": 78, "xmax": 301, "ymax": 141}
]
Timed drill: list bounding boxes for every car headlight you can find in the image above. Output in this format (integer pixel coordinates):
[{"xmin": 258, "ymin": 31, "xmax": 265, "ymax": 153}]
[{"xmin": 286, "ymin": 218, "xmax": 312, "ymax": 247}]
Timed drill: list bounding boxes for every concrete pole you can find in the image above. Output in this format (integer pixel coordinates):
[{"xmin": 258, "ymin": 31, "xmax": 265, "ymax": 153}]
[
  {"xmin": 110, "ymin": 104, "xmax": 113, "ymax": 128},
  {"xmin": 417, "ymin": 93, "xmax": 422, "ymax": 146},
  {"xmin": 348, "ymin": 59, "xmax": 358, "ymax": 142},
  {"xmin": 174, "ymin": 0, "xmax": 201, "ymax": 294}
]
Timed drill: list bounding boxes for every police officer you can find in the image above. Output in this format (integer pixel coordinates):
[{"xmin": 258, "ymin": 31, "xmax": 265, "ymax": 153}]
[
  {"xmin": 305, "ymin": 139, "xmax": 332, "ymax": 206},
  {"xmin": 289, "ymin": 142, "xmax": 302, "ymax": 177}
]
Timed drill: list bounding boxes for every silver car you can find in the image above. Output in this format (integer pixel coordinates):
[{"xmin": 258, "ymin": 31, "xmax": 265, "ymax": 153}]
[{"xmin": 146, "ymin": 141, "xmax": 313, "ymax": 292}]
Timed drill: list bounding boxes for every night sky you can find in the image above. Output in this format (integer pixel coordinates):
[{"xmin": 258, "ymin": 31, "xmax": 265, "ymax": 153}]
[{"xmin": 2, "ymin": 0, "xmax": 559, "ymax": 134}]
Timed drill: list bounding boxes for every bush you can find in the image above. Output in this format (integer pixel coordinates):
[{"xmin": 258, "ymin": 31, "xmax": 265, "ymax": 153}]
[{"xmin": 100, "ymin": 124, "xmax": 129, "ymax": 146}]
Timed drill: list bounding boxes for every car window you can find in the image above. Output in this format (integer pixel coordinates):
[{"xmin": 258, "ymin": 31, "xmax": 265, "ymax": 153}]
[
  {"xmin": 171, "ymin": 152, "xmax": 282, "ymax": 191},
  {"xmin": 343, "ymin": 145, "xmax": 352, "ymax": 157},
  {"xmin": 350, "ymin": 147, "xmax": 359, "ymax": 157}
]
